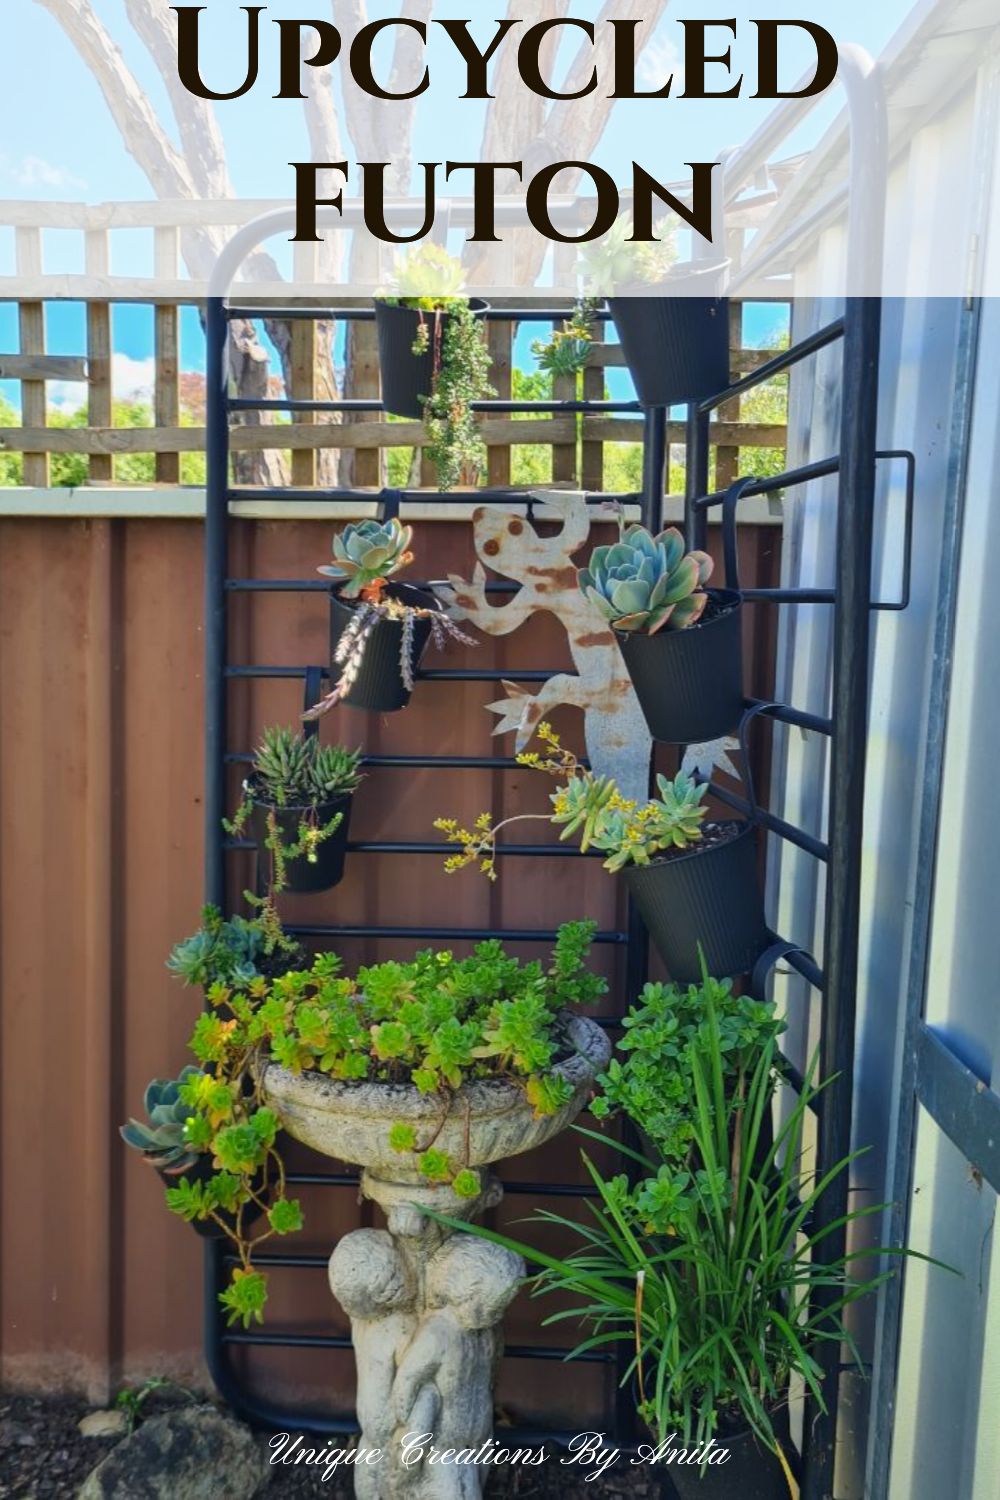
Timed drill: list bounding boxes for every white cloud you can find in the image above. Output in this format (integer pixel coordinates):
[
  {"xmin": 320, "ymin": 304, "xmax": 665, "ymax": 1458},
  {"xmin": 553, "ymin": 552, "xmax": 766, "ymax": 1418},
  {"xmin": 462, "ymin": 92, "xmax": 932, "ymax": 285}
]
[
  {"xmin": 47, "ymin": 380, "xmax": 87, "ymax": 415},
  {"xmin": 2, "ymin": 155, "xmax": 88, "ymax": 192},
  {"xmin": 112, "ymin": 354, "xmax": 156, "ymax": 402},
  {"xmin": 44, "ymin": 355, "xmax": 156, "ymax": 417},
  {"xmin": 637, "ymin": 36, "xmax": 685, "ymax": 93}
]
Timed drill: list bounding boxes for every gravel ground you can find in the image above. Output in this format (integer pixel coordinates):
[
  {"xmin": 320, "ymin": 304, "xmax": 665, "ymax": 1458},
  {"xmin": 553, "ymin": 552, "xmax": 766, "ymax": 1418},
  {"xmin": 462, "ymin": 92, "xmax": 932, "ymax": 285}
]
[{"xmin": 0, "ymin": 1392, "xmax": 670, "ymax": 1499}]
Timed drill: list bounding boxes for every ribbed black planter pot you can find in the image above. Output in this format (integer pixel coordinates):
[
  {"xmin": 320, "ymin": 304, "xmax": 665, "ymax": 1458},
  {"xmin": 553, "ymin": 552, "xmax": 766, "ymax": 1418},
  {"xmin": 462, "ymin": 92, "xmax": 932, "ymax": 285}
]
[
  {"xmin": 624, "ymin": 821, "xmax": 769, "ymax": 983},
  {"xmin": 156, "ymin": 1156, "xmax": 267, "ymax": 1242},
  {"xmin": 616, "ymin": 588, "xmax": 743, "ymax": 744},
  {"xmin": 608, "ymin": 264, "xmax": 729, "ymax": 409},
  {"xmin": 250, "ymin": 792, "xmax": 353, "ymax": 894},
  {"xmin": 329, "ymin": 582, "xmax": 441, "ymax": 712},
  {"xmin": 666, "ymin": 1427, "xmax": 791, "ymax": 1500},
  {"xmin": 374, "ymin": 299, "xmax": 488, "ymax": 418}
]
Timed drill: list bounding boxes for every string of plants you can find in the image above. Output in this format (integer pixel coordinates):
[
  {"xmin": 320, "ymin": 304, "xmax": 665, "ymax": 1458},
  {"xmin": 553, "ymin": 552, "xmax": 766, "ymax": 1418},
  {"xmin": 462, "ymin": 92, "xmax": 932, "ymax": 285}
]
[{"xmin": 123, "ymin": 253, "xmax": 938, "ymax": 1500}]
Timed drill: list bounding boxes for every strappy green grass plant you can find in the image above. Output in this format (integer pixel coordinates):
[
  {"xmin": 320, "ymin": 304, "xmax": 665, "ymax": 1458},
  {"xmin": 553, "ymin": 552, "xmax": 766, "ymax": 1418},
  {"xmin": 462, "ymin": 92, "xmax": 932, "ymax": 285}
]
[{"xmin": 430, "ymin": 996, "xmax": 949, "ymax": 1495}]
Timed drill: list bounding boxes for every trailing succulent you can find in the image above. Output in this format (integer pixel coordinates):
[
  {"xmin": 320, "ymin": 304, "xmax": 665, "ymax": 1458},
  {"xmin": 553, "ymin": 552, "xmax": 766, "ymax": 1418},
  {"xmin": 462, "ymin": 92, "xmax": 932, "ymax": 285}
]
[
  {"xmin": 380, "ymin": 246, "xmax": 495, "ymax": 491},
  {"xmin": 307, "ymin": 520, "xmax": 477, "ymax": 720},
  {"xmin": 579, "ymin": 523, "xmax": 715, "ymax": 635},
  {"xmin": 437, "ymin": 723, "xmax": 709, "ymax": 880},
  {"xmin": 120, "ymin": 1067, "xmax": 204, "ymax": 1172},
  {"xmin": 421, "ymin": 299, "xmax": 495, "ymax": 490},
  {"xmin": 124, "ymin": 918, "xmax": 604, "ymax": 1330}
]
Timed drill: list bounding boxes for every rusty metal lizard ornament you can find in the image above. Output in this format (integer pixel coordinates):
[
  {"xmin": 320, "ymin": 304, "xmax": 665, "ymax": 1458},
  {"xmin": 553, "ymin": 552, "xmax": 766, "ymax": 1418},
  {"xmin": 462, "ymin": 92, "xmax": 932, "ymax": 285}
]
[{"xmin": 438, "ymin": 492, "xmax": 652, "ymax": 803}]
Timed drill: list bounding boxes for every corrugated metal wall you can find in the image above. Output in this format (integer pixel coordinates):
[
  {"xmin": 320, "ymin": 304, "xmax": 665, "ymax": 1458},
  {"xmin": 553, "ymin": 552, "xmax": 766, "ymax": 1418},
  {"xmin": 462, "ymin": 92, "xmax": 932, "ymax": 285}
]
[
  {"xmin": 0, "ymin": 512, "xmax": 781, "ymax": 1425},
  {"xmin": 767, "ymin": 31, "xmax": 1000, "ymax": 1498}
]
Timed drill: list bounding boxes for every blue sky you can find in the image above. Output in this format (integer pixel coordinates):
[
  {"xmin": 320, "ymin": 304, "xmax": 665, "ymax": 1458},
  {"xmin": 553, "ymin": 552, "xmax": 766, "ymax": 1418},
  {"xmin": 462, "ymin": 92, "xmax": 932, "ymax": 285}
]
[{"xmin": 0, "ymin": 0, "xmax": 916, "ymax": 409}]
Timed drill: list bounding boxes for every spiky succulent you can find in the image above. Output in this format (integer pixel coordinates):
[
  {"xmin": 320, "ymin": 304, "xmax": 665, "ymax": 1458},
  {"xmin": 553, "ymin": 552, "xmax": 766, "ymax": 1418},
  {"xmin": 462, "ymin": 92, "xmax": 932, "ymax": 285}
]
[
  {"xmin": 578, "ymin": 524, "xmax": 714, "ymax": 635},
  {"xmin": 318, "ymin": 519, "xmax": 414, "ymax": 599},
  {"xmin": 120, "ymin": 1067, "xmax": 203, "ymax": 1172},
  {"xmin": 252, "ymin": 727, "xmax": 363, "ymax": 807}
]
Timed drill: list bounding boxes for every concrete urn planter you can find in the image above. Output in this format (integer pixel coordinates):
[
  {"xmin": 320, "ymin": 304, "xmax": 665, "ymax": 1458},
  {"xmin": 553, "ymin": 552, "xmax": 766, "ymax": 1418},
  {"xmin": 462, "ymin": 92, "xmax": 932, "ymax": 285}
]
[{"xmin": 263, "ymin": 1013, "xmax": 610, "ymax": 1499}]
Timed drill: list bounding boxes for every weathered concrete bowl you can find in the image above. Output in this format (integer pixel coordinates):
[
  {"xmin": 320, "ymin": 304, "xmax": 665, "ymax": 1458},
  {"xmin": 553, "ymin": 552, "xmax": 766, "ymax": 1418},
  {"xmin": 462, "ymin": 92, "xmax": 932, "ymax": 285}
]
[{"xmin": 263, "ymin": 1012, "xmax": 610, "ymax": 1184}]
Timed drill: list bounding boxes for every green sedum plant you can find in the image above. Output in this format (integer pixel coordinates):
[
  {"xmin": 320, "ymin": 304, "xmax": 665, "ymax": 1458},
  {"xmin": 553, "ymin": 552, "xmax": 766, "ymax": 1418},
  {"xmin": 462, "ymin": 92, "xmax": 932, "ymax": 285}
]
[
  {"xmin": 579, "ymin": 522, "xmax": 714, "ymax": 634},
  {"xmin": 437, "ymin": 724, "xmax": 709, "ymax": 880},
  {"xmin": 257, "ymin": 921, "xmax": 606, "ymax": 1188},
  {"xmin": 589, "ymin": 970, "xmax": 785, "ymax": 1173},
  {"xmin": 379, "ymin": 247, "xmax": 495, "ymax": 490}
]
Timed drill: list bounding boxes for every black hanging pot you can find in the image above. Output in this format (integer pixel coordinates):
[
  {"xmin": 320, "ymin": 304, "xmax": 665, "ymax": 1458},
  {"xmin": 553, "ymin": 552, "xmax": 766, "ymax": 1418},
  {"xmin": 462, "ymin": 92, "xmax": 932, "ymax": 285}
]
[
  {"xmin": 615, "ymin": 478, "xmax": 753, "ymax": 745},
  {"xmin": 249, "ymin": 791, "xmax": 353, "ymax": 894},
  {"xmin": 374, "ymin": 299, "xmax": 489, "ymax": 418},
  {"xmin": 329, "ymin": 581, "xmax": 441, "ymax": 713},
  {"xmin": 156, "ymin": 1156, "xmax": 267, "ymax": 1242},
  {"xmin": 617, "ymin": 589, "xmax": 742, "ymax": 745},
  {"xmin": 624, "ymin": 819, "xmax": 769, "ymax": 984},
  {"xmin": 607, "ymin": 261, "xmax": 729, "ymax": 409}
]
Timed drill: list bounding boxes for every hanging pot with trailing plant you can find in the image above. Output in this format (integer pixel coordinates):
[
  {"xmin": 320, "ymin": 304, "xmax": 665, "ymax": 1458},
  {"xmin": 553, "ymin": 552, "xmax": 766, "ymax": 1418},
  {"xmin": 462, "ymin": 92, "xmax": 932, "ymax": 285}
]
[
  {"xmin": 579, "ymin": 485, "xmax": 750, "ymax": 745},
  {"xmin": 225, "ymin": 727, "xmax": 364, "ymax": 895},
  {"xmin": 308, "ymin": 514, "xmax": 477, "ymax": 719},
  {"xmin": 372, "ymin": 246, "xmax": 493, "ymax": 492},
  {"xmin": 375, "ymin": 297, "xmax": 490, "ymax": 419}
]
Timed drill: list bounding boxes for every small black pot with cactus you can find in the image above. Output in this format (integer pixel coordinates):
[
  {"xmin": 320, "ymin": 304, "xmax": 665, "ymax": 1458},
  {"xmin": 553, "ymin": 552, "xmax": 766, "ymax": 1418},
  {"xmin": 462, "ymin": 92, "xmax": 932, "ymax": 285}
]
[{"xmin": 225, "ymin": 727, "xmax": 364, "ymax": 895}]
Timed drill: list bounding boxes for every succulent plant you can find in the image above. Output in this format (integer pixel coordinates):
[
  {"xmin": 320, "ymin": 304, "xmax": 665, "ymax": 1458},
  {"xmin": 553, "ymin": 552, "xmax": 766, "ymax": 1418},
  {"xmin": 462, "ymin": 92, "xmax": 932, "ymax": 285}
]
[
  {"xmin": 166, "ymin": 908, "xmax": 272, "ymax": 990},
  {"xmin": 579, "ymin": 213, "xmax": 679, "ymax": 293},
  {"xmin": 318, "ymin": 519, "xmax": 415, "ymax": 599},
  {"xmin": 385, "ymin": 244, "xmax": 467, "ymax": 306},
  {"xmin": 120, "ymin": 1067, "xmax": 203, "ymax": 1172},
  {"xmin": 251, "ymin": 726, "xmax": 363, "ymax": 807},
  {"xmin": 578, "ymin": 524, "xmax": 714, "ymax": 635}
]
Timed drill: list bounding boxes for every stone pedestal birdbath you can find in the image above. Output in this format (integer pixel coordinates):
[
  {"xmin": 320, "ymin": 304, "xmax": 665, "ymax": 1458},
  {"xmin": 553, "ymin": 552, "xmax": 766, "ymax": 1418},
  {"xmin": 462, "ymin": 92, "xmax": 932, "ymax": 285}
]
[{"xmin": 264, "ymin": 1012, "xmax": 610, "ymax": 1500}]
